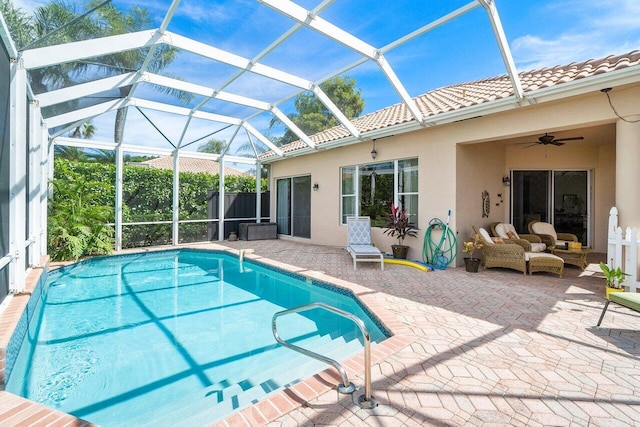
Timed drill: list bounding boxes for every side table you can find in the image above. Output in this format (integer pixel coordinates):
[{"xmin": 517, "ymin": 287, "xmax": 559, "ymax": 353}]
[{"xmin": 550, "ymin": 247, "xmax": 592, "ymax": 270}]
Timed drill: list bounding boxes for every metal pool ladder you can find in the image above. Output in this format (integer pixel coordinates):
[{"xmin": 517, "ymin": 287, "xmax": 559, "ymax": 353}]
[{"xmin": 271, "ymin": 302, "xmax": 378, "ymax": 409}]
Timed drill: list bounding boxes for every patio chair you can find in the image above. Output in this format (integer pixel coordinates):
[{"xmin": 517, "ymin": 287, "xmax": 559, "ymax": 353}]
[
  {"xmin": 473, "ymin": 226, "xmax": 564, "ymax": 276},
  {"xmin": 597, "ymin": 292, "xmax": 640, "ymax": 327},
  {"xmin": 490, "ymin": 222, "xmax": 547, "ymax": 252},
  {"xmin": 346, "ymin": 216, "xmax": 384, "ymax": 270},
  {"xmin": 528, "ymin": 221, "xmax": 578, "ymax": 249},
  {"xmin": 473, "ymin": 226, "xmax": 527, "ymax": 275}
]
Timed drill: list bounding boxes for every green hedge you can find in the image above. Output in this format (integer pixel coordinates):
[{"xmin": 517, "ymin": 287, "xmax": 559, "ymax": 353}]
[{"xmin": 50, "ymin": 158, "xmax": 264, "ymax": 255}]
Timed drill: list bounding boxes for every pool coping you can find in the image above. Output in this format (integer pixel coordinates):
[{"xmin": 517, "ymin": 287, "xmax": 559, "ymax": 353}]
[{"xmin": 0, "ymin": 244, "xmax": 415, "ymax": 426}]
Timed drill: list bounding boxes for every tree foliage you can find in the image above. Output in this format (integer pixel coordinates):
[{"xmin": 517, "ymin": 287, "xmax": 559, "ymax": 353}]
[
  {"xmin": 1, "ymin": 0, "xmax": 98, "ymax": 97},
  {"xmin": 271, "ymin": 75, "xmax": 365, "ymax": 145},
  {"xmin": 54, "ymin": 145, "xmax": 89, "ymax": 162},
  {"xmin": 69, "ymin": 120, "xmax": 95, "ymax": 138},
  {"xmin": 85, "ymin": 0, "xmax": 188, "ymax": 143},
  {"xmin": 48, "ymin": 160, "xmax": 115, "ymax": 261},
  {"xmin": 0, "ymin": 0, "xmax": 33, "ymax": 49},
  {"xmin": 197, "ymin": 138, "xmax": 227, "ymax": 154},
  {"xmin": 2, "ymin": 0, "xmax": 187, "ymax": 141}
]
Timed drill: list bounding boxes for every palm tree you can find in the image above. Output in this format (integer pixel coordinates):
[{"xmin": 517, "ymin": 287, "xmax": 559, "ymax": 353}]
[
  {"xmin": 7, "ymin": 0, "xmax": 99, "ymax": 96},
  {"xmin": 54, "ymin": 145, "xmax": 89, "ymax": 161},
  {"xmin": 69, "ymin": 120, "xmax": 95, "ymax": 138},
  {"xmin": 0, "ymin": 0, "xmax": 33, "ymax": 49},
  {"xmin": 197, "ymin": 138, "xmax": 227, "ymax": 154},
  {"xmin": 88, "ymin": 149, "xmax": 116, "ymax": 163},
  {"xmin": 86, "ymin": 0, "xmax": 191, "ymax": 144},
  {"xmin": 3, "ymin": 0, "xmax": 189, "ymax": 142}
]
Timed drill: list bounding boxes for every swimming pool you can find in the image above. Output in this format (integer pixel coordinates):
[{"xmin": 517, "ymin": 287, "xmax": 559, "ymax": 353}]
[{"xmin": 6, "ymin": 249, "xmax": 388, "ymax": 425}]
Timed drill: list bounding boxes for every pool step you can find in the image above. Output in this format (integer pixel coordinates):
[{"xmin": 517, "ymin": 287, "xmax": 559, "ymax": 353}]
[{"xmin": 134, "ymin": 335, "xmax": 364, "ymax": 425}]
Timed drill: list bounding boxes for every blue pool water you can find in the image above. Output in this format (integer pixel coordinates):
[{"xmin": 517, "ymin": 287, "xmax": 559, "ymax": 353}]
[{"xmin": 6, "ymin": 249, "xmax": 388, "ymax": 426}]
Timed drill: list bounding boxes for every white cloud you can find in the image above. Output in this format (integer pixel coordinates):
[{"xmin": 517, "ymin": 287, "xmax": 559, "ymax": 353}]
[
  {"xmin": 511, "ymin": 0, "xmax": 640, "ymax": 70},
  {"xmin": 11, "ymin": 0, "xmax": 42, "ymax": 12}
]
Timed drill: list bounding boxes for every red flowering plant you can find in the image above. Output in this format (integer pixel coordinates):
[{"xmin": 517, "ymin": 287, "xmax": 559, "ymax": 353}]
[{"xmin": 383, "ymin": 204, "xmax": 418, "ymax": 246}]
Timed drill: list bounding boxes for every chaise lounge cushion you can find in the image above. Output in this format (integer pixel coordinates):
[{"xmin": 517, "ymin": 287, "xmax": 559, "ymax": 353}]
[
  {"xmin": 495, "ymin": 223, "xmax": 547, "ymax": 252},
  {"xmin": 526, "ymin": 252, "xmax": 564, "ymax": 276},
  {"xmin": 478, "ymin": 227, "xmax": 494, "ymax": 245},
  {"xmin": 346, "ymin": 216, "xmax": 384, "ymax": 271},
  {"xmin": 530, "ymin": 221, "xmax": 557, "ymax": 239},
  {"xmin": 610, "ymin": 292, "xmax": 640, "ymax": 312},
  {"xmin": 525, "ymin": 252, "xmax": 563, "ymax": 263},
  {"xmin": 529, "ymin": 221, "xmax": 578, "ymax": 248}
]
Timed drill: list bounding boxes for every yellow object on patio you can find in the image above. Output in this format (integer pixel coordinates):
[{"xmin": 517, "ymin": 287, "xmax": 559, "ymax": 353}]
[
  {"xmin": 605, "ymin": 287, "xmax": 624, "ymax": 300},
  {"xmin": 568, "ymin": 241, "xmax": 582, "ymax": 251},
  {"xmin": 383, "ymin": 259, "xmax": 432, "ymax": 272}
]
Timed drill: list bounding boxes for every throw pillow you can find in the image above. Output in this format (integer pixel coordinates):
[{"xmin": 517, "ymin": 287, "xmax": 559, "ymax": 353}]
[
  {"xmin": 491, "ymin": 237, "xmax": 504, "ymax": 244},
  {"xmin": 506, "ymin": 231, "xmax": 517, "ymax": 239}
]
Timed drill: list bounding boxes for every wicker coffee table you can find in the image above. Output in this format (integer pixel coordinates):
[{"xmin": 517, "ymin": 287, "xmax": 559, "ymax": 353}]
[{"xmin": 550, "ymin": 247, "xmax": 592, "ymax": 270}]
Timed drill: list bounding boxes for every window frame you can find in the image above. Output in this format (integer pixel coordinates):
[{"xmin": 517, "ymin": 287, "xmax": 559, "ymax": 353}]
[{"xmin": 340, "ymin": 157, "xmax": 418, "ymax": 227}]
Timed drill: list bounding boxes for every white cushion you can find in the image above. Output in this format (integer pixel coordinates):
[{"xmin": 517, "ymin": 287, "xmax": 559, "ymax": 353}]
[
  {"xmin": 495, "ymin": 223, "xmax": 519, "ymax": 240},
  {"xmin": 478, "ymin": 227, "xmax": 493, "ymax": 245},
  {"xmin": 525, "ymin": 253, "xmax": 564, "ymax": 262},
  {"xmin": 531, "ymin": 222, "xmax": 557, "ymax": 239},
  {"xmin": 530, "ymin": 242, "xmax": 547, "ymax": 253}
]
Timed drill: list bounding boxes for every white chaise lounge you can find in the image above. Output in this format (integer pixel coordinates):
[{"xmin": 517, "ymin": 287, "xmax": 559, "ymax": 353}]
[{"xmin": 346, "ymin": 216, "xmax": 384, "ymax": 271}]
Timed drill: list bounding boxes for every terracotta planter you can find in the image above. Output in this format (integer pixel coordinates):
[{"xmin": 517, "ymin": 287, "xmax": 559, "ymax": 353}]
[
  {"xmin": 464, "ymin": 257, "xmax": 481, "ymax": 273},
  {"xmin": 391, "ymin": 245, "xmax": 409, "ymax": 259}
]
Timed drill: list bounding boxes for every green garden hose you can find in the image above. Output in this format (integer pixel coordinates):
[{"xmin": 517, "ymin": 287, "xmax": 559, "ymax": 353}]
[{"xmin": 423, "ymin": 215, "xmax": 458, "ymax": 269}]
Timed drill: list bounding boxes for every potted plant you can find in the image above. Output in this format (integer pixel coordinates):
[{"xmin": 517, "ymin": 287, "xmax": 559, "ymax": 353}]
[
  {"xmin": 383, "ymin": 204, "xmax": 417, "ymax": 259},
  {"xmin": 462, "ymin": 234, "xmax": 483, "ymax": 273},
  {"xmin": 600, "ymin": 261, "xmax": 630, "ymax": 299}
]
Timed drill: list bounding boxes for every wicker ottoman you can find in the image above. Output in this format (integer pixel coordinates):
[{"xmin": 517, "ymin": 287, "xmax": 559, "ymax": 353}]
[
  {"xmin": 238, "ymin": 222, "xmax": 278, "ymax": 240},
  {"xmin": 527, "ymin": 253, "xmax": 564, "ymax": 277}
]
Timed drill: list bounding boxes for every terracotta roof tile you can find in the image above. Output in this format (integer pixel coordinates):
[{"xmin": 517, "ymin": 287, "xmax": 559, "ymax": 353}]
[
  {"xmin": 138, "ymin": 156, "xmax": 248, "ymax": 176},
  {"xmin": 263, "ymin": 50, "xmax": 640, "ymax": 159}
]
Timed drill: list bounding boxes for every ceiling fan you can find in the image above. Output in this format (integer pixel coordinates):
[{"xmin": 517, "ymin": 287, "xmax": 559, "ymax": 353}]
[{"xmin": 520, "ymin": 132, "xmax": 584, "ymax": 147}]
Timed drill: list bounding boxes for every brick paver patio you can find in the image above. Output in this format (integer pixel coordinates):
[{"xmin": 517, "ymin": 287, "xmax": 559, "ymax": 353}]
[
  {"xmin": 219, "ymin": 239, "xmax": 640, "ymax": 426},
  {"xmin": 1, "ymin": 239, "xmax": 639, "ymax": 426}
]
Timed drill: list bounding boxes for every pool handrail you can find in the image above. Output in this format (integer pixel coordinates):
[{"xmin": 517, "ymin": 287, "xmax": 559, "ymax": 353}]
[{"xmin": 271, "ymin": 302, "xmax": 377, "ymax": 408}]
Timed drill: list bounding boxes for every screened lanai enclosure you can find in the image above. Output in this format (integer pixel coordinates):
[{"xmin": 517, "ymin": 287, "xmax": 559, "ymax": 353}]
[{"xmin": 0, "ymin": 0, "xmax": 562, "ymax": 300}]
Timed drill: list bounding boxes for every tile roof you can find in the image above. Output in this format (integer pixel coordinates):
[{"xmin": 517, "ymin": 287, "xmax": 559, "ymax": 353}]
[
  {"xmin": 262, "ymin": 50, "xmax": 640, "ymax": 159},
  {"xmin": 139, "ymin": 156, "xmax": 248, "ymax": 176}
]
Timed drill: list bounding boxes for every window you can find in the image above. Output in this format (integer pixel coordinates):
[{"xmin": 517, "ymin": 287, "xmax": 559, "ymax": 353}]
[{"xmin": 341, "ymin": 158, "xmax": 418, "ymax": 228}]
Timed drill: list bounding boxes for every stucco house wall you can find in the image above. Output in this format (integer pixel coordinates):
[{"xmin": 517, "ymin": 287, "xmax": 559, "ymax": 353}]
[{"xmin": 269, "ymin": 82, "xmax": 637, "ymax": 263}]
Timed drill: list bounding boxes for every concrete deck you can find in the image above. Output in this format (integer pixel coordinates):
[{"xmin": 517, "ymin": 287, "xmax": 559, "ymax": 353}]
[{"xmin": 1, "ymin": 239, "xmax": 639, "ymax": 426}]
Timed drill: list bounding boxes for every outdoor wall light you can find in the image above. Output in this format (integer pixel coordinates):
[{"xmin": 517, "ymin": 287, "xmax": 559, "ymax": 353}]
[
  {"xmin": 371, "ymin": 139, "xmax": 377, "ymax": 159},
  {"xmin": 313, "ymin": 182, "xmax": 319, "ymax": 191},
  {"xmin": 502, "ymin": 175, "xmax": 510, "ymax": 186}
]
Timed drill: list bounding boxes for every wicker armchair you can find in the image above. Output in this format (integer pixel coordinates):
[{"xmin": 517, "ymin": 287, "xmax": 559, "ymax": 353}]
[
  {"xmin": 527, "ymin": 221, "xmax": 578, "ymax": 249},
  {"xmin": 489, "ymin": 222, "xmax": 546, "ymax": 252},
  {"xmin": 473, "ymin": 226, "xmax": 527, "ymax": 275}
]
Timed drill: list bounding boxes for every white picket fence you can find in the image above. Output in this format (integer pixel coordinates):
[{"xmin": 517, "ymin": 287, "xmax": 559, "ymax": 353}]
[{"xmin": 607, "ymin": 207, "xmax": 640, "ymax": 293}]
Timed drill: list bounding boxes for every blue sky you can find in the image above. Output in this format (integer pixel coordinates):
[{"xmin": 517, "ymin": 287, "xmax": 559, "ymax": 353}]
[{"xmin": 12, "ymin": 0, "xmax": 640, "ymax": 154}]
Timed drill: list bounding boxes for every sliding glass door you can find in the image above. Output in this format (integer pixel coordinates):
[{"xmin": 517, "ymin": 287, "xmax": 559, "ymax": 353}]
[
  {"xmin": 512, "ymin": 170, "xmax": 590, "ymax": 246},
  {"xmin": 276, "ymin": 175, "xmax": 311, "ymax": 238}
]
